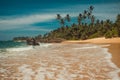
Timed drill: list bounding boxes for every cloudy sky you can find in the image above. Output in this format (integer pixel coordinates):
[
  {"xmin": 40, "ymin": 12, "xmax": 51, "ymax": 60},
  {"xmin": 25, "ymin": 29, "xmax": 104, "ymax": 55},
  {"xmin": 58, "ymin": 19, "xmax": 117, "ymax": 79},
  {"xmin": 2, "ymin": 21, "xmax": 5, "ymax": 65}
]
[{"xmin": 0, "ymin": 0, "xmax": 120, "ymax": 40}]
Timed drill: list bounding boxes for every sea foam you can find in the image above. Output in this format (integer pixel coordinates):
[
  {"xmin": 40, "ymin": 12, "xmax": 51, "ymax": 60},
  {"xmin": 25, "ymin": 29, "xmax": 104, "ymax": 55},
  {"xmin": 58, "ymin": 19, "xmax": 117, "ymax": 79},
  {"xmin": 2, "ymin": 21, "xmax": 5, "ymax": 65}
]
[
  {"xmin": 0, "ymin": 44, "xmax": 120, "ymax": 80},
  {"xmin": 103, "ymin": 48, "xmax": 120, "ymax": 80},
  {"xmin": 6, "ymin": 46, "xmax": 33, "ymax": 52}
]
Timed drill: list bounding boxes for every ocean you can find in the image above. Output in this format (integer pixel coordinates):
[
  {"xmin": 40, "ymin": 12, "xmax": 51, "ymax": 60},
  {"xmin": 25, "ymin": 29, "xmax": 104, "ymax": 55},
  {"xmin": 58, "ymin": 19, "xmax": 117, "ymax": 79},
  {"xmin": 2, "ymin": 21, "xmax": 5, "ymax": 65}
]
[
  {"xmin": 0, "ymin": 41, "xmax": 32, "ymax": 53},
  {"xmin": 0, "ymin": 43, "xmax": 120, "ymax": 80}
]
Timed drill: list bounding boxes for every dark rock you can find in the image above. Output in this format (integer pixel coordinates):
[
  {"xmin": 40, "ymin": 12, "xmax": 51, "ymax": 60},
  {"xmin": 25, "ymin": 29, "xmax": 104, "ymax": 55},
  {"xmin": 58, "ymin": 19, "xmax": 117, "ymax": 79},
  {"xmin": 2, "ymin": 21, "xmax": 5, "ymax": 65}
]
[{"xmin": 27, "ymin": 38, "xmax": 39, "ymax": 46}]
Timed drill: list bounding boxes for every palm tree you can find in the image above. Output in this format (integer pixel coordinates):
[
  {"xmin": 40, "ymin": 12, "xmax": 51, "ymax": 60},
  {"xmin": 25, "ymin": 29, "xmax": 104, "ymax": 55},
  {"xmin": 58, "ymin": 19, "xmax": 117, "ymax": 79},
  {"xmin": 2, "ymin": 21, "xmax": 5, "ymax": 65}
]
[
  {"xmin": 91, "ymin": 15, "xmax": 95, "ymax": 25},
  {"xmin": 88, "ymin": 6, "xmax": 94, "ymax": 19},
  {"xmin": 89, "ymin": 6, "xmax": 94, "ymax": 14},
  {"xmin": 83, "ymin": 10, "xmax": 87, "ymax": 19},
  {"xmin": 87, "ymin": 12, "xmax": 91, "ymax": 19},
  {"xmin": 84, "ymin": 10, "xmax": 87, "ymax": 14},
  {"xmin": 101, "ymin": 20, "xmax": 104, "ymax": 25},
  {"xmin": 57, "ymin": 14, "xmax": 61, "ymax": 20},
  {"xmin": 115, "ymin": 14, "xmax": 120, "ymax": 35},
  {"xmin": 60, "ymin": 19, "xmax": 65, "ymax": 27},
  {"xmin": 65, "ymin": 14, "xmax": 70, "ymax": 22},
  {"xmin": 78, "ymin": 13, "xmax": 82, "ymax": 25},
  {"xmin": 116, "ymin": 14, "xmax": 120, "ymax": 23},
  {"xmin": 96, "ymin": 19, "xmax": 100, "ymax": 24},
  {"xmin": 105, "ymin": 19, "xmax": 112, "ymax": 30},
  {"xmin": 57, "ymin": 14, "xmax": 65, "ymax": 27}
]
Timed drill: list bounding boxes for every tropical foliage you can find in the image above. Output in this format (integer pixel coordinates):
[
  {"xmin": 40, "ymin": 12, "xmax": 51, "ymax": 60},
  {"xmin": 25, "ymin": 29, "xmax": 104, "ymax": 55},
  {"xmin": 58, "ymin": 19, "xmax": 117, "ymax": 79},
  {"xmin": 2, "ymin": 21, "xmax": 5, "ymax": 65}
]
[
  {"xmin": 13, "ymin": 6, "xmax": 120, "ymax": 42},
  {"xmin": 41, "ymin": 6, "xmax": 120, "ymax": 40}
]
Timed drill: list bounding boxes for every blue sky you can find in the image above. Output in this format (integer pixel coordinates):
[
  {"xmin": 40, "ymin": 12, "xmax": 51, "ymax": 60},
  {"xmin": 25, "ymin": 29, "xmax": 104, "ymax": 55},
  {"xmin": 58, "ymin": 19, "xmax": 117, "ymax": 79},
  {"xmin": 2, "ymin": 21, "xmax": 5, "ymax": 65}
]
[{"xmin": 0, "ymin": 0, "xmax": 120, "ymax": 40}]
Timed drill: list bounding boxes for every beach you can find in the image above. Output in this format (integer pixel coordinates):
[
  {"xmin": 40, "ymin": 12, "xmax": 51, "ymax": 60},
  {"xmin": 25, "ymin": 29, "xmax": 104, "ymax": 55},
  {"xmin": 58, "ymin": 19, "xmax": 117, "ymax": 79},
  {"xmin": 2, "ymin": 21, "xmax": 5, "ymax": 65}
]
[
  {"xmin": 62, "ymin": 37, "xmax": 120, "ymax": 68},
  {"xmin": 0, "ymin": 38, "xmax": 120, "ymax": 80},
  {"xmin": 108, "ymin": 43, "xmax": 120, "ymax": 68}
]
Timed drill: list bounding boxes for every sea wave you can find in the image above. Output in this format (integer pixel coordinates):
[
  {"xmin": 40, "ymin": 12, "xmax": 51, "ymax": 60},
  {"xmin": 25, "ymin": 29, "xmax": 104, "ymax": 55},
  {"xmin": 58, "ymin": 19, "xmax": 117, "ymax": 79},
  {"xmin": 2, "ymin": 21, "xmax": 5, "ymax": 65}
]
[
  {"xmin": 39, "ymin": 43, "xmax": 52, "ymax": 48},
  {"xmin": 0, "ymin": 44, "xmax": 120, "ymax": 80},
  {"xmin": 6, "ymin": 46, "xmax": 33, "ymax": 52},
  {"xmin": 0, "ymin": 42, "xmax": 52, "ymax": 53}
]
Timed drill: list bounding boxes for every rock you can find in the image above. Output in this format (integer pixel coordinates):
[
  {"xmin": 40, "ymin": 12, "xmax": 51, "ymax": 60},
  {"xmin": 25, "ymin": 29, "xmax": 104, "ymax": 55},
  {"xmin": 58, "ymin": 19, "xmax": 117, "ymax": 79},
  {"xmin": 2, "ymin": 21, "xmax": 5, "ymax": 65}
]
[{"xmin": 27, "ymin": 38, "xmax": 39, "ymax": 46}]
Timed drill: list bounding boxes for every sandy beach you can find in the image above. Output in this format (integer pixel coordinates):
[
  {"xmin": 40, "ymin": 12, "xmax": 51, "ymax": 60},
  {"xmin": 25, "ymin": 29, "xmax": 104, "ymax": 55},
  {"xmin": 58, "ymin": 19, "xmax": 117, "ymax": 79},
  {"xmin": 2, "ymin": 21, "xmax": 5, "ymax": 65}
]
[
  {"xmin": 0, "ymin": 37, "xmax": 120, "ymax": 80},
  {"xmin": 62, "ymin": 37, "xmax": 120, "ymax": 68}
]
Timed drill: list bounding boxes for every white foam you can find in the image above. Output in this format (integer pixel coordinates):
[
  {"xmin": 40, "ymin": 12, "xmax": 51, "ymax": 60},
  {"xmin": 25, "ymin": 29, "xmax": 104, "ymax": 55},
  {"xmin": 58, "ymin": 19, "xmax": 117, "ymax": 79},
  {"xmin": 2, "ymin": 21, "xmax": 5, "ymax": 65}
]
[
  {"xmin": 74, "ymin": 46, "xmax": 98, "ymax": 50},
  {"xmin": 99, "ymin": 44, "xmax": 110, "ymax": 47},
  {"xmin": 39, "ymin": 43, "xmax": 52, "ymax": 48},
  {"xmin": 102, "ymin": 48, "xmax": 120, "ymax": 80},
  {"xmin": 35, "ymin": 67, "xmax": 46, "ymax": 80},
  {"xmin": 18, "ymin": 64, "xmax": 34, "ymax": 80},
  {"xmin": 1, "ymin": 43, "xmax": 120, "ymax": 80},
  {"xmin": 0, "ymin": 68, "xmax": 8, "ymax": 73},
  {"xmin": 6, "ymin": 46, "xmax": 33, "ymax": 52}
]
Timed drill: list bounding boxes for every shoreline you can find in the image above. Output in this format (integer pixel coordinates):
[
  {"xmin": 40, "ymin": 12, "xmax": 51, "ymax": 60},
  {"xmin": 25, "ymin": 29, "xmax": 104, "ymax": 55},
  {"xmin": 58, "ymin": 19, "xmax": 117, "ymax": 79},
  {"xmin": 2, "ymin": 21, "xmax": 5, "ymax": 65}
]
[
  {"xmin": 62, "ymin": 37, "xmax": 120, "ymax": 68},
  {"xmin": 107, "ymin": 43, "xmax": 120, "ymax": 68},
  {"xmin": 0, "ymin": 38, "xmax": 120, "ymax": 79}
]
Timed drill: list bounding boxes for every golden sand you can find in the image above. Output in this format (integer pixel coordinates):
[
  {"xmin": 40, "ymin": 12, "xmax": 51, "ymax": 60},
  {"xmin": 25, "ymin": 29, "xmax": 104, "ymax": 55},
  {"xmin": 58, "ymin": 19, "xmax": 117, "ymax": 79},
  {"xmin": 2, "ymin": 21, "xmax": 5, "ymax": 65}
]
[
  {"xmin": 62, "ymin": 37, "xmax": 120, "ymax": 68},
  {"xmin": 0, "ymin": 37, "xmax": 120, "ymax": 80}
]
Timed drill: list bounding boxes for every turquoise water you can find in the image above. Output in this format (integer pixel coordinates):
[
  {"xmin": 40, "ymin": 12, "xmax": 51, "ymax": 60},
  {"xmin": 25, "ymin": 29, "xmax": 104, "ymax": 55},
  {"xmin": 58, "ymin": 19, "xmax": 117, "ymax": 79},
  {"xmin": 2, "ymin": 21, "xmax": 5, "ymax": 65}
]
[{"xmin": 0, "ymin": 41, "xmax": 27, "ymax": 52}]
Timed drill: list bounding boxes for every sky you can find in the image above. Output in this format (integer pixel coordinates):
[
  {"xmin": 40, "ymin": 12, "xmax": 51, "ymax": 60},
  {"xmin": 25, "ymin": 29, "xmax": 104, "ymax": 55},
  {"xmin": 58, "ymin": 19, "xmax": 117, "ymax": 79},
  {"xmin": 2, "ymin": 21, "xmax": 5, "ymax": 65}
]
[{"xmin": 0, "ymin": 0, "xmax": 120, "ymax": 40}]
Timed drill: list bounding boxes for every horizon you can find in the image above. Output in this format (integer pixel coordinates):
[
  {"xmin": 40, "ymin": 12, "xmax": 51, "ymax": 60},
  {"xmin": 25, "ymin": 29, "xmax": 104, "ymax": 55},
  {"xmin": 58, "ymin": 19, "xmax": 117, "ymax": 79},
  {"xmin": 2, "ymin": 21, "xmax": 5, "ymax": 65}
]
[{"xmin": 0, "ymin": 0, "xmax": 120, "ymax": 40}]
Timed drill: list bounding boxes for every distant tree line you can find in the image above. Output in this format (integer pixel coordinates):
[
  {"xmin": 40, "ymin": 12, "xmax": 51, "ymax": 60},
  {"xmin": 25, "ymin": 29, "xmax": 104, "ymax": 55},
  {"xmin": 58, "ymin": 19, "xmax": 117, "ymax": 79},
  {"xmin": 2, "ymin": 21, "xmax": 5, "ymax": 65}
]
[
  {"xmin": 13, "ymin": 6, "xmax": 120, "ymax": 42},
  {"xmin": 13, "ymin": 37, "xmax": 29, "ymax": 41},
  {"xmin": 40, "ymin": 6, "xmax": 120, "ymax": 40}
]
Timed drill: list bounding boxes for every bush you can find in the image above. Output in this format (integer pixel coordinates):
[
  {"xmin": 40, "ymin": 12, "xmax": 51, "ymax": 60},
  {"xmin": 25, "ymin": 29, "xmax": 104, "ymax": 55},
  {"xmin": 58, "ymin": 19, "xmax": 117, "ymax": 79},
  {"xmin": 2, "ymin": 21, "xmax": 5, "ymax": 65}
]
[
  {"xmin": 105, "ymin": 31, "xmax": 112, "ymax": 38},
  {"xmin": 112, "ymin": 27, "xmax": 119, "ymax": 37},
  {"xmin": 89, "ymin": 31, "xmax": 102, "ymax": 39},
  {"xmin": 81, "ymin": 33, "xmax": 88, "ymax": 40}
]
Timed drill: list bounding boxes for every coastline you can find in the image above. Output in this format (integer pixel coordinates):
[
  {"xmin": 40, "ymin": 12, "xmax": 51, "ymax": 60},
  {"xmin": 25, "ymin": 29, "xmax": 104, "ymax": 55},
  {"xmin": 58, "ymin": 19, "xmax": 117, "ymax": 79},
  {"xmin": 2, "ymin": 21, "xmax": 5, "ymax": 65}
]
[
  {"xmin": 107, "ymin": 43, "xmax": 120, "ymax": 68},
  {"xmin": 0, "ymin": 38, "xmax": 120, "ymax": 79},
  {"xmin": 62, "ymin": 37, "xmax": 120, "ymax": 68}
]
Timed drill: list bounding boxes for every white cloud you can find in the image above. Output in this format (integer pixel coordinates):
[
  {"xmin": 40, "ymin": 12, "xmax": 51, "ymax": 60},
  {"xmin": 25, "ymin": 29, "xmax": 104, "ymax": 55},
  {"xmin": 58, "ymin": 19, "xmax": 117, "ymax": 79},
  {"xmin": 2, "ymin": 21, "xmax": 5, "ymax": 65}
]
[
  {"xmin": 1, "ymin": 2, "xmax": 120, "ymax": 31},
  {"xmin": 0, "ymin": 13, "xmax": 57, "ymax": 30},
  {"xmin": 22, "ymin": 27, "xmax": 52, "ymax": 32},
  {"xmin": 0, "ymin": 13, "xmax": 77, "ymax": 30},
  {"xmin": 0, "ymin": 14, "xmax": 56, "ymax": 25}
]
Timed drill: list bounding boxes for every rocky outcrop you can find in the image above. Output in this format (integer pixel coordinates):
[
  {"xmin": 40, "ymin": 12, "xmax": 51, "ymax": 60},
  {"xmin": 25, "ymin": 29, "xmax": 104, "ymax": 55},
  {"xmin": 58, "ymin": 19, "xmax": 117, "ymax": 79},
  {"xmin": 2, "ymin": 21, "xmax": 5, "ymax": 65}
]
[{"xmin": 27, "ymin": 38, "xmax": 39, "ymax": 46}]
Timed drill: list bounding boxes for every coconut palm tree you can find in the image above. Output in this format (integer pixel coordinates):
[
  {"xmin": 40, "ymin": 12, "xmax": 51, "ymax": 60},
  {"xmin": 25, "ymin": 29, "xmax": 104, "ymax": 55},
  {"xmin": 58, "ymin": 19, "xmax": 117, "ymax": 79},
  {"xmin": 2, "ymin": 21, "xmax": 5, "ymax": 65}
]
[
  {"xmin": 96, "ymin": 19, "xmax": 100, "ymax": 24},
  {"xmin": 84, "ymin": 10, "xmax": 87, "ymax": 14},
  {"xmin": 83, "ymin": 10, "xmax": 87, "ymax": 19},
  {"xmin": 101, "ymin": 20, "xmax": 104, "ymax": 25},
  {"xmin": 105, "ymin": 19, "xmax": 112, "ymax": 30},
  {"xmin": 57, "ymin": 14, "xmax": 65, "ymax": 27},
  {"xmin": 87, "ymin": 12, "xmax": 91, "ymax": 19},
  {"xmin": 87, "ymin": 6, "xmax": 94, "ymax": 19},
  {"xmin": 57, "ymin": 14, "xmax": 61, "ymax": 20},
  {"xmin": 78, "ymin": 13, "xmax": 82, "ymax": 25},
  {"xmin": 116, "ymin": 14, "xmax": 120, "ymax": 23},
  {"xmin": 91, "ymin": 15, "xmax": 95, "ymax": 25},
  {"xmin": 115, "ymin": 14, "xmax": 120, "ymax": 35},
  {"xmin": 65, "ymin": 14, "xmax": 70, "ymax": 22},
  {"xmin": 60, "ymin": 19, "xmax": 65, "ymax": 27},
  {"xmin": 89, "ymin": 6, "xmax": 94, "ymax": 14}
]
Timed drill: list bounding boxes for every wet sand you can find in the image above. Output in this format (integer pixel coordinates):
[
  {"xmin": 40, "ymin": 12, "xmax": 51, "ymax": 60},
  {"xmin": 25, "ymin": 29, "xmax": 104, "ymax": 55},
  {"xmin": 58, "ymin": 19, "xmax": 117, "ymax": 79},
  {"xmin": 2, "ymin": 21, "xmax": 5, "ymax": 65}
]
[
  {"xmin": 0, "ymin": 37, "xmax": 120, "ymax": 80},
  {"xmin": 0, "ymin": 43, "xmax": 120, "ymax": 80},
  {"xmin": 107, "ymin": 43, "xmax": 120, "ymax": 68},
  {"xmin": 62, "ymin": 37, "xmax": 120, "ymax": 68}
]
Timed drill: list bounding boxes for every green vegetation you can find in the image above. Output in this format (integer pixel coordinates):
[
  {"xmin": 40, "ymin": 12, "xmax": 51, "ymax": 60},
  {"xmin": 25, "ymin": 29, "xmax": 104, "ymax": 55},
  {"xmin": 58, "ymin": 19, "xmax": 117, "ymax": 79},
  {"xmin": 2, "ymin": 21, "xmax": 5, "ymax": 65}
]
[
  {"xmin": 13, "ymin": 6, "xmax": 120, "ymax": 43},
  {"xmin": 41, "ymin": 6, "xmax": 120, "ymax": 41}
]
